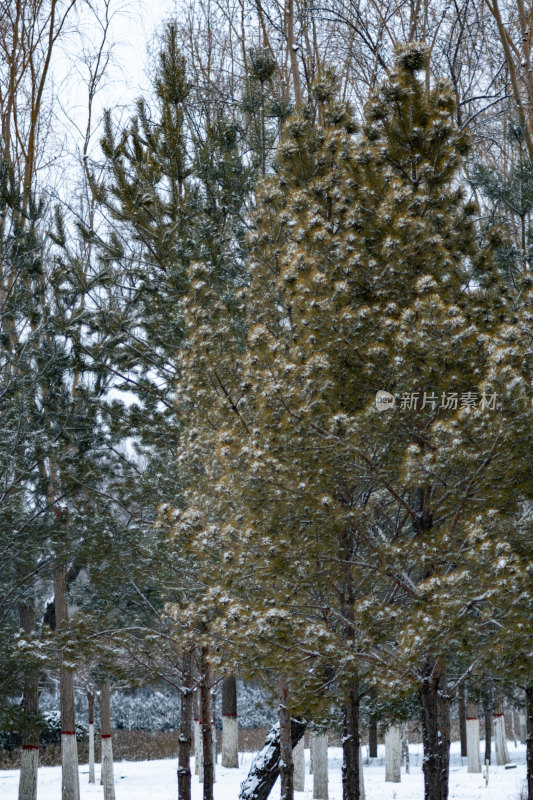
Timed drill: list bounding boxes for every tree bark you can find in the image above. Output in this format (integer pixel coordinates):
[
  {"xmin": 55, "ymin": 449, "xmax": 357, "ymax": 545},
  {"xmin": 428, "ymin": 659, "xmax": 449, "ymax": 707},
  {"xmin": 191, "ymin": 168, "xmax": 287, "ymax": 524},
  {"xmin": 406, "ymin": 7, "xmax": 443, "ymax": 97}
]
[
  {"xmin": 178, "ymin": 650, "xmax": 193, "ymax": 800},
  {"xmin": 100, "ymin": 680, "xmax": 115, "ymax": 800},
  {"xmin": 88, "ymin": 691, "xmax": 95, "ymax": 783},
  {"xmin": 483, "ymin": 699, "xmax": 492, "ymax": 765},
  {"xmin": 54, "ymin": 566, "xmax": 80, "ymax": 800},
  {"xmin": 368, "ymin": 716, "xmax": 378, "ymax": 760},
  {"xmin": 278, "ymin": 674, "xmax": 294, "ymax": 800},
  {"xmin": 222, "ymin": 675, "xmax": 238, "ymax": 768},
  {"xmin": 458, "ymin": 683, "xmax": 467, "ymax": 758},
  {"xmin": 466, "ymin": 702, "xmax": 481, "ymax": 773},
  {"xmin": 493, "ymin": 701, "xmax": 510, "ymax": 765},
  {"xmin": 420, "ymin": 662, "xmax": 450, "ymax": 800},
  {"xmin": 385, "ymin": 724, "xmax": 401, "ymax": 782},
  {"xmin": 293, "ymin": 736, "xmax": 305, "ymax": 792},
  {"xmin": 526, "ymin": 686, "xmax": 533, "ymax": 800},
  {"xmin": 200, "ymin": 647, "xmax": 214, "ymax": 800},
  {"xmin": 194, "ymin": 689, "xmax": 202, "ymax": 777},
  {"xmin": 342, "ymin": 680, "xmax": 361, "ymax": 800},
  {"xmin": 18, "ymin": 601, "xmax": 39, "ymax": 800},
  {"xmin": 238, "ymin": 718, "xmax": 306, "ymax": 800},
  {"xmin": 313, "ymin": 733, "xmax": 328, "ymax": 800}
]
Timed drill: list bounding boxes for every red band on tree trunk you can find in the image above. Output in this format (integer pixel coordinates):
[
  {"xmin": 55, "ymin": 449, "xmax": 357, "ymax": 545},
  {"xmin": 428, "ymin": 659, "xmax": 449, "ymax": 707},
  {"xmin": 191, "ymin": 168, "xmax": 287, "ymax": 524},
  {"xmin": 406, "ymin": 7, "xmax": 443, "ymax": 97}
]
[
  {"xmin": 22, "ymin": 745, "xmax": 40, "ymax": 750},
  {"xmin": 101, "ymin": 734, "xmax": 112, "ymax": 739},
  {"xmin": 493, "ymin": 713, "xmax": 504, "ymax": 718},
  {"xmin": 222, "ymin": 713, "xmax": 238, "ymax": 718},
  {"xmin": 466, "ymin": 717, "xmax": 478, "ymax": 720},
  {"xmin": 61, "ymin": 731, "xmax": 77, "ymax": 736}
]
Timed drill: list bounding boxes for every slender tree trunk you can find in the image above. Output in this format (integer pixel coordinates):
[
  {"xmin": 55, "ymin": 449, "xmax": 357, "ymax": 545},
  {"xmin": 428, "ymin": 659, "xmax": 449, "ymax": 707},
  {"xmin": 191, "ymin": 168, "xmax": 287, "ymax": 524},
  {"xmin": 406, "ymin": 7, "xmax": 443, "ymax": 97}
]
[
  {"xmin": 200, "ymin": 647, "xmax": 214, "ymax": 800},
  {"xmin": 310, "ymin": 733, "xmax": 314, "ymax": 774},
  {"xmin": 401, "ymin": 725, "xmax": 410, "ymax": 774},
  {"xmin": 385, "ymin": 724, "xmax": 401, "ymax": 782},
  {"xmin": 238, "ymin": 719, "xmax": 306, "ymax": 800},
  {"xmin": 420, "ymin": 662, "xmax": 450, "ymax": 800},
  {"xmin": 466, "ymin": 702, "xmax": 481, "ymax": 773},
  {"xmin": 54, "ymin": 566, "xmax": 80, "ymax": 800},
  {"xmin": 313, "ymin": 733, "xmax": 328, "ymax": 800},
  {"xmin": 178, "ymin": 650, "xmax": 193, "ymax": 800},
  {"xmin": 342, "ymin": 680, "xmax": 361, "ymax": 800},
  {"xmin": 194, "ymin": 689, "xmax": 202, "ymax": 778},
  {"xmin": 278, "ymin": 674, "xmax": 294, "ymax": 800},
  {"xmin": 293, "ymin": 736, "xmax": 305, "ymax": 792},
  {"xmin": 222, "ymin": 676, "xmax": 238, "ymax": 768},
  {"xmin": 100, "ymin": 681, "xmax": 115, "ymax": 800},
  {"xmin": 520, "ymin": 710, "xmax": 527, "ymax": 745},
  {"xmin": 458, "ymin": 683, "xmax": 467, "ymax": 758},
  {"xmin": 493, "ymin": 701, "xmax": 510, "ymax": 765},
  {"xmin": 368, "ymin": 716, "xmax": 378, "ymax": 760},
  {"xmin": 88, "ymin": 691, "xmax": 95, "ymax": 783},
  {"xmin": 18, "ymin": 602, "xmax": 39, "ymax": 800},
  {"xmin": 526, "ymin": 686, "xmax": 533, "ymax": 800},
  {"xmin": 483, "ymin": 698, "xmax": 492, "ymax": 765}
]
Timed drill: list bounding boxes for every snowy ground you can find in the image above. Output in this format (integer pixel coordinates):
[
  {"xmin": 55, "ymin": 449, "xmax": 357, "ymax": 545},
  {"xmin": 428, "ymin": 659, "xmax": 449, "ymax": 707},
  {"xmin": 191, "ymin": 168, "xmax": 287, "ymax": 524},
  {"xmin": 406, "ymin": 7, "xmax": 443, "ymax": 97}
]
[{"xmin": 0, "ymin": 741, "xmax": 527, "ymax": 800}]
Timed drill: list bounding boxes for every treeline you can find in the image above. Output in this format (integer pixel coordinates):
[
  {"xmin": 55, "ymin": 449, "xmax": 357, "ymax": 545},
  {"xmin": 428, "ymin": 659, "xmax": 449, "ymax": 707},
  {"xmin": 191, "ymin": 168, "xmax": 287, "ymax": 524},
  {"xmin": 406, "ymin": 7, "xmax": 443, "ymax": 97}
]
[{"xmin": 0, "ymin": 3, "xmax": 532, "ymax": 800}]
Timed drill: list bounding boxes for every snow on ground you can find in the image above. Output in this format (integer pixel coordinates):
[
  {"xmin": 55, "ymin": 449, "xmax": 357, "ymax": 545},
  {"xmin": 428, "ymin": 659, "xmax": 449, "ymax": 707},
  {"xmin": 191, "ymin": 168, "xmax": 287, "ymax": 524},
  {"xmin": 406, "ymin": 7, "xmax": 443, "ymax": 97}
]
[{"xmin": 0, "ymin": 741, "xmax": 527, "ymax": 800}]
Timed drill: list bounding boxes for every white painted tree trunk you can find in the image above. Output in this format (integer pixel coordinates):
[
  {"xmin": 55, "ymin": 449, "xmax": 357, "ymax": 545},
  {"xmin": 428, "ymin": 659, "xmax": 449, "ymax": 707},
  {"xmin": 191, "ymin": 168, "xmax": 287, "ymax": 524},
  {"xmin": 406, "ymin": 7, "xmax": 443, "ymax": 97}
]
[
  {"xmin": 88, "ymin": 723, "xmax": 95, "ymax": 783},
  {"xmin": 194, "ymin": 719, "xmax": 203, "ymax": 779},
  {"xmin": 101, "ymin": 737, "xmax": 116, "ymax": 800},
  {"xmin": 18, "ymin": 747, "xmax": 39, "ymax": 800},
  {"xmin": 385, "ymin": 724, "xmax": 402, "ymax": 782},
  {"xmin": 359, "ymin": 745, "xmax": 365, "ymax": 800},
  {"xmin": 519, "ymin": 711, "xmax": 527, "ymax": 744},
  {"xmin": 312, "ymin": 733, "xmax": 328, "ymax": 800},
  {"xmin": 494, "ymin": 707, "xmax": 510, "ymax": 765},
  {"xmin": 222, "ymin": 716, "xmax": 238, "ymax": 768},
  {"xmin": 466, "ymin": 703, "xmax": 482, "ymax": 773},
  {"xmin": 61, "ymin": 733, "xmax": 80, "ymax": 800},
  {"xmin": 309, "ymin": 733, "xmax": 314, "ymax": 774},
  {"xmin": 293, "ymin": 736, "xmax": 305, "ymax": 791}
]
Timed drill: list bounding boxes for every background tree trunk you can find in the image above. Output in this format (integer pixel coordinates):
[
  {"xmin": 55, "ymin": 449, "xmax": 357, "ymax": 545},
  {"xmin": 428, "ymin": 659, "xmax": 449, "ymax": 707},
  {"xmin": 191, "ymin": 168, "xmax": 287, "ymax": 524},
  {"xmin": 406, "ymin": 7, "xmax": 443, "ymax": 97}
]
[
  {"xmin": 459, "ymin": 683, "xmax": 467, "ymax": 758},
  {"xmin": 278, "ymin": 675, "xmax": 293, "ymax": 800},
  {"xmin": 493, "ymin": 701, "xmax": 510, "ymax": 765},
  {"xmin": 88, "ymin": 691, "xmax": 95, "ymax": 784},
  {"xmin": 54, "ymin": 566, "xmax": 80, "ymax": 800},
  {"xmin": 385, "ymin": 724, "xmax": 401, "ymax": 782},
  {"xmin": 221, "ymin": 676, "xmax": 238, "ymax": 768},
  {"xmin": 313, "ymin": 733, "xmax": 328, "ymax": 800},
  {"xmin": 238, "ymin": 719, "xmax": 306, "ymax": 800},
  {"xmin": 466, "ymin": 702, "xmax": 481, "ymax": 773},
  {"xmin": 18, "ymin": 600, "xmax": 39, "ymax": 800},
  {"xmin": 200, "ymin": 647, "xmax": 214, "ymax": 800},
  {"xmin": 483, "ymin": 699, "xmax": 492, "ymax": 765},
  {"xmin": 178, "ymin": 650, "xmax": 193, "ymax": 800},
  {"xmin": 342, "ymin": 680, "xmax": 361, "ymax": 800},
  {"xmin": 368, "ymin": 716, "xmax": 378, "ymax": 759},
  {"xmin": 100, "ymin": 681, "xmax": 115, "ymax": 800},
  {"xmin": 194, "ymin": 689, "xmax": 202, "ymax": 778},
  {"xmin": 293, "ymin": 736, "xmax": 305, "ymax": 791},
  {"xmin": 526, "ymin": 686, "xmax": 533, "ymax": 800}
]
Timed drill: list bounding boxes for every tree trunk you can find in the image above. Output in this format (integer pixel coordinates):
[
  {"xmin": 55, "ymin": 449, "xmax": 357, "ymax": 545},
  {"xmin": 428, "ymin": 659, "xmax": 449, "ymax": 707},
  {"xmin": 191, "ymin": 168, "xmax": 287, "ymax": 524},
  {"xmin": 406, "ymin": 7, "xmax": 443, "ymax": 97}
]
[
  {"xmin": 526, "ymin": 686, "xmax": 533, "ymax": 800},
  {"xmin": 520, "ymin": 710, "xmax": 527, "ymax": 745},
  {"xmin": 100, "ymin": 681, "xmax": 115, "ymax": 800},
  {"xmin": 458, "ymin": 683, "xmax": 467, "ymax": 758},
  {"xmin": 401, "ymin": 725, "xmax": 410, "ymax": 774},
  {"xmin": 238, "ymin": 719, "xmax": 306, "ymax": 800},
  {"xmin": 54, "ymin": 567, "xmax": 80, "ymax": 800},
  {"xmin": 483, "ymin": 699, "xmax": 492, "ymax": 765},
  {"xmin": 309, "ymin": 733, "xmax": 313, "ymax": 774},
  {"xmin": 222, "ymin": 675, "xmax": 239, "ymax": 768},
  {"xmin": 420, "ymin": 662, "xmax": 450, "ymax": 800},
  {"xmin": 88, "ymin": 691, "xmax": 95, "ymax": 783},
  {"xmin": 342, "ymin": 680, "xmax": 361, "ymax": 800},
  {"xmin": 385, "ymin": 724, "xmax": 401, "ymax": 782},
  {"xmin": 18, "ymin": 601, "xmax": 39, "ymax": 800},
  {"xmin": 493, "ymin": 702, "xmax": 510, "ymax": 765},
  {"xmin": 278, "ymin": 674, "xmax": 294, "ymax": 800},
  {"xmin": 293, "ymin": 736, "xmax": 305, "ymax": 792},
  {"xmin": 194, "ymin": 689, "xmax": 202, "ymax": 778},
  {"xmin": 466, "ymin": 702, "xmax": 481, "ymax": 773},
  {"xmin": 313, "ymin": 733, "xmax": 328, "ymax": 800},
  {"xmin": 178, "ymin": 650, "xmax": 193, "ymax": 800},
  {"xmin": 200, "ymin": 647, "xmax": 214, "ymax": 800},
  {"xmin": 368, "ymin": 716, "xmax": 378, "ymax": 760}
]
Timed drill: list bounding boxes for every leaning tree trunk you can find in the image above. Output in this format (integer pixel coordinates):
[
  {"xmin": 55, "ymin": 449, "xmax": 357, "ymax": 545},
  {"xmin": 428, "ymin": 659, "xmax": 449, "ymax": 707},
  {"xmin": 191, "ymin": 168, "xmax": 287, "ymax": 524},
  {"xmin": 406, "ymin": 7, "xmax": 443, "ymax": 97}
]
[
  {"xmin": 54, "ymin": 566, "xmax": 80, "ymax": 800},
  {"xmin": 88, "ymin": 691, "xmax": 95, "ymax": 783},
  {"xmin": 493, "ymin": 701, "xmax": 510, "ymax": 765},
  {"xmin": 313, "ymin": 733, "xmax": 328, "ymax": 800},
  {"xmin": 385, "ymin": 723, "xmax": 401, "ymax": 782},
  {"xmin": 100, "ymin": 680, "xmax": 116, "ymax": 800},
  {"xmin": 458, "ymin": 683, "xmax": 467, "ymax": 758},
  {"xmin": 200, "ymin": 647, "xmax": 214, "ymax": 800},
  {"xmin": 342, "ymin": 680, "xmax": 362, "ymax": 800},
  {"xmin": 420, "ymin": 661, "xmax": 450, "ymax": 800},
  {"xmin": 466, "ymin": 701, "xmax": 481, "ymax": 773},
  {"xmin": 178, "ymin": 650, "xmax": 193, "ymax": 800},
  {"xmin": 18, "ymin": 601, "xmax": 40, "ymax": 800},
  {"xmin": 278, "ymin": 674, "xmax": 294, "ymax": 800},
  {"xmin": 222, "ymin": 675, "xmax": 239, "ymax": 768},
  {"xmin": 525, "ymin": 686, "xmax": 533, "ymax": 800},
  {"xmin": 238, "ymin": 718, "xmax": 306, "ymax": 800}
]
